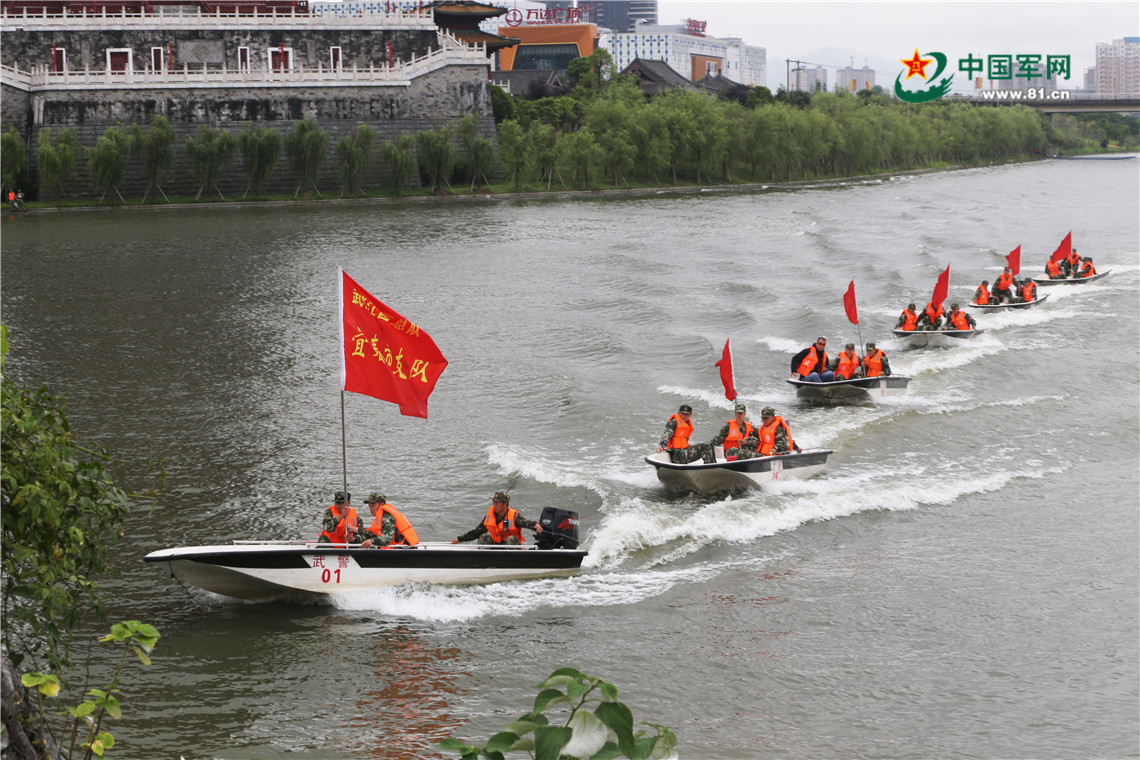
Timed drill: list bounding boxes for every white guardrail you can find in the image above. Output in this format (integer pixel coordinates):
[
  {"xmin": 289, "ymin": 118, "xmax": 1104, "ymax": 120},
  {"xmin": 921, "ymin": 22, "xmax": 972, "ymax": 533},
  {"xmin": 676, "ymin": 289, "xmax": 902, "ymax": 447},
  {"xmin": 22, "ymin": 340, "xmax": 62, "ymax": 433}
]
[
  {"xmin": 1, "ymin": 34, "xmax": 486, "ymax": 91},
  {"xmin": 0, "ymin": 5, "xmax": 436, "ymax": 30}
]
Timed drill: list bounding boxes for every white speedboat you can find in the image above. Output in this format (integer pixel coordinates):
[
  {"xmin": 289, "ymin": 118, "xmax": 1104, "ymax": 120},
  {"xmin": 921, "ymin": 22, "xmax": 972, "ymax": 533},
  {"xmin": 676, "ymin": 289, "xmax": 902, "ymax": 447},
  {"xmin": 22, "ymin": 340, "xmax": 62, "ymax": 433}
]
[
  {"xmin": 1031, "ymin": 270, "xmax": 1110, "ymax": 285},
  {"xmin": 645, "ymin": 448, "xmax": 833, "ymax": 495},
  {"xmin": 144, "ymin": 541, "xmax": 587, "ymax": 602},
  {"xmin": 892, "ymin": 328, "xmax": 984, "ymax": 347},
  {"xmin": 967, "ymin": 293, "xmax": 1050, "ymax": 311},
  {"xmin": 786, "ymin": 375, "xmax": 910, "ymax": 404}
]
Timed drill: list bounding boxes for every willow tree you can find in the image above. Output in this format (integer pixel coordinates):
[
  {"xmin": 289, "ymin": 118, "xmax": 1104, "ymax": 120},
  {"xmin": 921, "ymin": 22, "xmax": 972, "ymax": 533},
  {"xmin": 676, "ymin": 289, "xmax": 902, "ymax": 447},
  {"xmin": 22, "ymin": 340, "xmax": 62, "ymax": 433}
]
[
  {"xmin": 2, "ymin": 127, "xmax": 28, "ymax": 196},
  {"xmin": 415, "ymin": 127, "xmax": 455, "ymax": 193},
  {"xmin": 131, "ymin": 114, "xmax": 176, "ymax": 203},
  {"xmin": 86, "ymin": 127, "xmax": 130, "ymax": 203},
  {"xmin": 495, "ymin": 119, "xmax": 529, "ymax": 190},
  {"xmin": 334, "ymin": 123, "xmax": 377, "ymax": 196},
  {"xmin": 284, "ymin": 117, "xmax": 330, "ymax": 197},
  {"xmin": 35, "ymin": 127, "xmax": 80, "ymax": 201},
  {"xmin": 238, "ymin": 125, "xmax": 281, "ymax": 198},
  {"xmin": 185, "ymin": 124, "xmax": 236, "ymax": 200},
  {"xmin": 377, "ymin": 134, "xmax": 416, "ymax": 195}
]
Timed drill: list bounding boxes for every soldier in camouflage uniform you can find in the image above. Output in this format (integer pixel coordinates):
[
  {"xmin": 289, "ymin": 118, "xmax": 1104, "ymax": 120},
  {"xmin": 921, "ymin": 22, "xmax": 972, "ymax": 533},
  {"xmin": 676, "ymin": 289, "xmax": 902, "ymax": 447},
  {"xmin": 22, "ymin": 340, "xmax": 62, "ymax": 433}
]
[
  {"xmin": 710, "ymin": 403, "xmax": 760, "ymax": 459},
  {"xmin": 359, "ymin": 493, "xmax": 417, "ymax": 548},
  {"xmin": 317, "ymin": 491, "xmax": 364, "ymax": 543},
  {"xmin": 451, "ymin": 492, "xmax": 542, "ymax": 545},
  {"xmin": 656, "ymin": 404, "xmax": 715, "ymax": 464},
  {"xmin": 758, "ymin": 407, "xmax": 801, "ymax": 456}
]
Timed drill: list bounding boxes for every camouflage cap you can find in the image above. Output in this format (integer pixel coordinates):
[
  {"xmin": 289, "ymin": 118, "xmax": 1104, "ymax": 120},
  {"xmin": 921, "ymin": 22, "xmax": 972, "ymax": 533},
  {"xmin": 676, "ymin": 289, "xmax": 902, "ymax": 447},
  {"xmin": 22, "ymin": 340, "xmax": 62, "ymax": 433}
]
[
  {"xmin": 334, "ymin": 491, "xmax": 350, "ymax": 503},
  {"xmin": 366, "ymin": 492, "xmax": 386, "ymax": 504},
  {"xmin": 678, "ymin": 404, "xmax": 693, "ymax": 413},
  {"xmin": 734, "ymin": 404, "xmax": 746, "ymax": 414},
  {"xmin": 761, "ymin": 407, "xmax": 775, "ymax": 417},
  {"xmin": 845, "ymin": 343, "xmax": 855, "ymax": 349},
  {"xmin": 866, "ymin": 341, "xmax": 876, "ymax": 349},
  {"xmin": 492, "ymin": 491, "xmax": 510, "ymax": 504}
]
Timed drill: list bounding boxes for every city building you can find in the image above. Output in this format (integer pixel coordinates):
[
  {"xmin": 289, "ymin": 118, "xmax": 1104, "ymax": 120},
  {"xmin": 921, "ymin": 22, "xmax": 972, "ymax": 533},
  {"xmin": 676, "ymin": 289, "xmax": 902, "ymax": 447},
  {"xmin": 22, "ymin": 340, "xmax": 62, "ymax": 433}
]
[
  {"xmin": 789, "ymin": 64, "xmax": 826, "ymax": 93},
  {"xmin": 834, "ymin": 65, "xmax": 874, "ymax": 92},
  {"xmin": 601, "ymin": 20, "xmax": 765, "ymax": 87},
  {"xmin": 1095, "ymin": 37, "xmax": 1140, "ymax": 95},
  {"xmin": 494, "ymin": 18, "xmax": 596, "ymax": 77}
]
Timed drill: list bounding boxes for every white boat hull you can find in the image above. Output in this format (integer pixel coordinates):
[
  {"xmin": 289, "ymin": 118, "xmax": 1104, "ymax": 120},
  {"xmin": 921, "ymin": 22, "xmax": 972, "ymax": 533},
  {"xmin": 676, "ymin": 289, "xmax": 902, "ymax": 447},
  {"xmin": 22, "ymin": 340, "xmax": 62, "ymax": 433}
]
[
  {"xmin": 645, "ymin": 448, "xmax": 833, "ymax": 495},
  {"xmin": 892, "ymin": 328, "xmax": 983, "ymax": 347},
  {"xmin": 967, "ymin": 293, "xmax": 1050, "ymax": 311},
  {"xmin": 1031, "ymin": 270, "xmax": 1110, "ymax": 285},
  {"xmin": 144, "ymin": 542, "xmax": 587, "ymax": 602},
  {"xmin": 786, "ymin": 375, "xmax": 910, "ymax": 403}
]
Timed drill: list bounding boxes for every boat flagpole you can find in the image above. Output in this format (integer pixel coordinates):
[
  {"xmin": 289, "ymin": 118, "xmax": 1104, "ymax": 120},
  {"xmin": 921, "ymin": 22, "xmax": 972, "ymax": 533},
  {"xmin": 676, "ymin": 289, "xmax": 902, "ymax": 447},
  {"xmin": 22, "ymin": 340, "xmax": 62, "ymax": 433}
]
[
  {"xmin": 843, "ymin": 280, "xmax": 862, "ymax": 354},
  {"xmin": 340, "ymin": 389, "xmax": 349, "ymax": 543}
]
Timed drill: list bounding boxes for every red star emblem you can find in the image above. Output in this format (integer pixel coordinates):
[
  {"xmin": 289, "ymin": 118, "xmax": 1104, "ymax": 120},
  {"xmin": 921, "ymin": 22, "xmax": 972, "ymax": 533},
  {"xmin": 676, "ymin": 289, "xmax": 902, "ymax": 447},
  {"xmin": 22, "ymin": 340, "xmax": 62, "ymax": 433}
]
[{"xmin": 900, "ymin": 49, "xmax": 932, "ymax": 80}]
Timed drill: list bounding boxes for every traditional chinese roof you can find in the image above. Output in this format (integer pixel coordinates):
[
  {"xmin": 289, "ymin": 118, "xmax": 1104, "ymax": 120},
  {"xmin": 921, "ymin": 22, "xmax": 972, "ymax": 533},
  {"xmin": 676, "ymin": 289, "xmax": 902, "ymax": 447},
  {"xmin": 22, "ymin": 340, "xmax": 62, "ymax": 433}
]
[
  {"xmin": 425, "ymin": 0, "xmax": 506, "ymax": 25},
  {"xmin": 449, "ymin": 27, "xmax": 519, "ymax": 53},
  {"xmin": 695, "ymin": 72, "xmax": 745, "ymax": 96},
  {"xmin": 620, "ymin": 58, "xmax": 694, "ymax": 95}
]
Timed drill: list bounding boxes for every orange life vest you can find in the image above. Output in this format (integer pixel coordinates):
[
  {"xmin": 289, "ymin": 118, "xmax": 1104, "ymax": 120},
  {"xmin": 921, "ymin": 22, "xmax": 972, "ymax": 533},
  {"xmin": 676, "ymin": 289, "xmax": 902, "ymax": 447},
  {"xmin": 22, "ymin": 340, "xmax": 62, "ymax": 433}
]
[
  {"xmin": 834, "ymin": 351, "xmax": 860, "ymax": 380},
  {"xmin": 319, "ymin": 504, "xmax": 358, "ymax": 544},
  {"xmin": 974, "ymin": 284, "xmax": 990, "ymax": 304},
  {"xmin": 864, "ymin": 349, "xmax": 885, "ymax": 377},
  {"xmin": 1046, "ymin": 259, "xmax": 1062, "ymax": 278},
  {"xmin": 1066, "ymin": 251, "xmax": 1081, "ymax": 271},
  {"xmin": 723, "ymin": 418, "xmax": 754, "ymax": 451},
  {"xmin": 1079, "ymin": 261, "xmax": 1095, "ymax": 277},
  {"xmin": 996, "ymin": 272, "xmax": 1014, "ymax": 290},
  {"xmin": 6, "ymin": 191, "xmax": 13, "ymax": 202},
  {"xmin": 949, "ymin": 310, "xmax": 970, "ymax": 330},
  {"xmin": 796, "ymin": 346, "xmax": 826, "ymax": 377},
  {"xmin": 758, "ymin": 416, "xmax": 794, "ymax": 456},
  {"xmin": 1022, "ymin": 281, "xmax": 1037, "ymax": 301},
  {"xmin": 667, "ymin": 413, "xmax": 693, "ymax": 450},
  {"xmin": 483, "ymin": 506, "xmax": 524, "ymax": 544},
  {"xmin": 924, "ymin": 303, "xmax": 944, "ymax": 323},
  {"xmin": 368, "ymin": 503, "xmax": 420, "ymax": 546},
  {"xmin": 899, "ymin": 308, "xmax": 918, "ymax": 331}
]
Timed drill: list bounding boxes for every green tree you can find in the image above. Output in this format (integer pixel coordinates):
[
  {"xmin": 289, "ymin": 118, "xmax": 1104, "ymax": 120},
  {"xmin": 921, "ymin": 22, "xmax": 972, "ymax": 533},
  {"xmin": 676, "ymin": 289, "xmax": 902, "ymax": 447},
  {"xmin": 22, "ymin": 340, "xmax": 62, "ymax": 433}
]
[
  {"xmin": 2, "ymin": 127, "xmax": 29, "ymax": 197},
  {"xmin": 489, "ymin": 83, "xmax": 517, "ymax": 124},
  {"xmin": 238, "ymin": 125, "xmax": 282, "ymax": 198},
  {"xmin": 1, "ymin": 325, "xmax": 160, "ymax": 677},
  {"xmin": 185, "ymin": 124, "xmax": 236, "ymax": 200},
  {"xmin": 35, "ymin": 127, "xmax": 81, "ymax": 202},
  {"xmin": 454, "ymin": 114, "xmax": 496, "ymax": 191},
  {"xmin": 557, "ymin": 126, "xmax": 604, "ymax": 189},
  {"xmin": 566, "ymin": 48, "xmax": 613, "ymax": 91},
  {"xmin": 130, "ymin": 114, "xmax": 176, "ymax": 203},
  {"xmin": 284, "ymin": 117, "xmax": 330, "ymax": 197},
  {"xmin": 415, "ymin": 127, "xmax": 456, "ymax": 193},
  {"xmin": 377, "ymin": 134, "xmax": 416, "ymax": 195},
  {"xmin": 495, "ymin": 119, "xmax": 530, "ymax": 190},
  {"xmin": 86, "ymin": 127, "xmax": 131, "ymax": 203},
  {"xmin": 527, "ymin": 120, "xmax": 558, "ymax": 189},
  {"xmin": 334, "ymin": 123, "xmax": 377, "ymax": 196}
]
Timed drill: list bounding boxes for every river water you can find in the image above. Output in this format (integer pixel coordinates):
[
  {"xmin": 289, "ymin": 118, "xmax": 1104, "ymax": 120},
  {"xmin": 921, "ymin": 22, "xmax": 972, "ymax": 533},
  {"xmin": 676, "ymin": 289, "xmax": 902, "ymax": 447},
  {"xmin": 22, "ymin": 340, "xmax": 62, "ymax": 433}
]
[{"xmin": 2, "ymin": 158, "xmax": 1138, "ymax": 760}]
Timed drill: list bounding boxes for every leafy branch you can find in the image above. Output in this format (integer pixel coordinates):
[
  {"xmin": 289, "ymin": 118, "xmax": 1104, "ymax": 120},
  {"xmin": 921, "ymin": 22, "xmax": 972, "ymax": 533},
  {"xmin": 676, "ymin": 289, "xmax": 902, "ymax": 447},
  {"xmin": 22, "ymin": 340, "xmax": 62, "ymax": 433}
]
[{"xmin": 439, "ymin": 668, "xmax": 676, "ymax": 760}]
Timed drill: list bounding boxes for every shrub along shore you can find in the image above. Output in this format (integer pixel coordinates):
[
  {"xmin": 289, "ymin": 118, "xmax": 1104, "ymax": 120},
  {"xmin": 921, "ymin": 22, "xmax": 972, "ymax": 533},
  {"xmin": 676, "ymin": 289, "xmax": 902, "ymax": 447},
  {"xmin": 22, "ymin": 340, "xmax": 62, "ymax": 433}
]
[{"xmin": 4, "ymin": 76, "xmax": 1136, "ymax": 212}]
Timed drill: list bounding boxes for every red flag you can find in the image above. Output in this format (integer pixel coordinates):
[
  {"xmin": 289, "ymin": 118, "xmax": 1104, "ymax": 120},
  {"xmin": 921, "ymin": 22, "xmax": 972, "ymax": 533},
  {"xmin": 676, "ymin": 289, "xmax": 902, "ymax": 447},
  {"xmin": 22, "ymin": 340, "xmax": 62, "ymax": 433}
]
[
  {"xmin": 843, "ymin": 280, "xmax": 859, "ymax": 325},
  {"xmin": 338, "ymin": 269, "xmax": 448, "ymax": 418},
  {"xmin": 932, "ymin": 264, "xmax": 950, "ymax": 309},
  {"xmin": 1050, "ymin": 231, "xmax": 1072, "ymax": 263},
  {"xmin": 715, "ymin": 339, "xmax": 736, "ymax": 401},
  {"xmin": 1005, "ymin": 245, "xmax": 1021, "ymax": 275}
]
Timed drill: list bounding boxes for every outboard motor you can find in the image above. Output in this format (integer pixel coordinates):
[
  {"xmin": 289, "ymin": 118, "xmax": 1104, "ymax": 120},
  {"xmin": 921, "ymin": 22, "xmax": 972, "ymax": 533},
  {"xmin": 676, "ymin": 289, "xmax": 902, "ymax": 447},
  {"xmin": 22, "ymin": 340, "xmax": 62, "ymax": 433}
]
[{"xmin": 535, "ymin": 507, "xmax": 579, "ymax": 550}]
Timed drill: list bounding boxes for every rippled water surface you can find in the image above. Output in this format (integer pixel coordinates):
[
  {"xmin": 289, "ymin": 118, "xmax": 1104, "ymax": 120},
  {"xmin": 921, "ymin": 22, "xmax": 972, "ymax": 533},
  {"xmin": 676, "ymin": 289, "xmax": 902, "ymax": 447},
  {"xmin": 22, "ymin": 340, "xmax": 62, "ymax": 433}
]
[{"xmin": 2, "ymin": 158, "xmax": 1138, "ymax": 759}]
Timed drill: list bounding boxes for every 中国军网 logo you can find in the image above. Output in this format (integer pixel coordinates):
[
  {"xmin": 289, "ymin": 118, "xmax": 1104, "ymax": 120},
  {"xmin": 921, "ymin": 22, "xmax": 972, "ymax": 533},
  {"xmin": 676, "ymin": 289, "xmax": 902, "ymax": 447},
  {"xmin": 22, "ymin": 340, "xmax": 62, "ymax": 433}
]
[{"xmin": 895, "ymin": 48, "xmax": 1073, "ymax": 103}]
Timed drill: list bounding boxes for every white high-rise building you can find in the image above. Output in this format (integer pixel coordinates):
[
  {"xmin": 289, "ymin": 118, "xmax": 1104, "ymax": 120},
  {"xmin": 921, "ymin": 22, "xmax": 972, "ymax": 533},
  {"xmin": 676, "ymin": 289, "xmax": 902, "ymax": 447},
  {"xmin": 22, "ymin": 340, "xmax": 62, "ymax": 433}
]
[
  {"xmin": 601, "ymin": 21, "xmax": 766, "ymax": 86},
  {"xmin": 835, "ymin": 66, "xmax": 875, "ymax": 92},
  {"xmin": 1095, "ymin": 37, "xmax": 1140, "ymax": 95},
  {"xmin": 790, "ymin": 65, "xmax": 827, "ymax": 92}
]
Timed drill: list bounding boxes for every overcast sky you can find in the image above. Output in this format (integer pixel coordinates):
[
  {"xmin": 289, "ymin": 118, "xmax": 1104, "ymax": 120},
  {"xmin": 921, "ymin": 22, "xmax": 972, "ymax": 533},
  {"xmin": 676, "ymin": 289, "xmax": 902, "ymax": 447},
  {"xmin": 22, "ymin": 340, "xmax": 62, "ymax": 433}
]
[{"xmin": 657, "ymin": 1, "xmax": 1139, "ymax": 91}]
